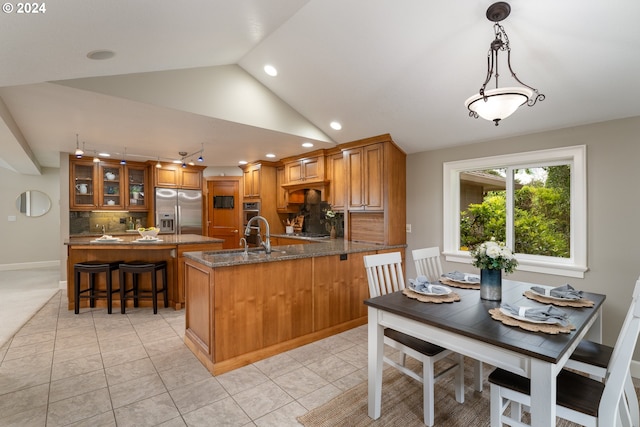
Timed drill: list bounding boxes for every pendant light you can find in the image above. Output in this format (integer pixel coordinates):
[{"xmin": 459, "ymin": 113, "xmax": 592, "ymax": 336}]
[
  {"xmin": 465, "ymin": 2, "xmax": 545, "ymax": 126},
  {"xmin": 74, "ymin": 134, "xmax": 84, "ymax": 158}
]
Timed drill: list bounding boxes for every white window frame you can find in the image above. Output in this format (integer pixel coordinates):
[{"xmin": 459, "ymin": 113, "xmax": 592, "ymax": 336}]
[{"xmin": 443, "ymin": 145, "xmax": 587, "ymax": 278}]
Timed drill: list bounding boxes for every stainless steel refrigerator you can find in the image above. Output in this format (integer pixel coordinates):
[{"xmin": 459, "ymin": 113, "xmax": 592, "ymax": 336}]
[{"xmin": 155, "ymin": 188, "xmax": 203, "ymax": 235}]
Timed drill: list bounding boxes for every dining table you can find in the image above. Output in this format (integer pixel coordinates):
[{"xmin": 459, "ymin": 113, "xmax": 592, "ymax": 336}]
[{"xmin": 365, "ymin": 278, "xmax": 605, "ymax": 427}]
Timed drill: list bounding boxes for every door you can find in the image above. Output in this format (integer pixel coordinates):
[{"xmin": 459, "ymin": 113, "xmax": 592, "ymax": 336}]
[{"xmin": 207, "ymin": 179, "xmax": 241, "ymax": 249}]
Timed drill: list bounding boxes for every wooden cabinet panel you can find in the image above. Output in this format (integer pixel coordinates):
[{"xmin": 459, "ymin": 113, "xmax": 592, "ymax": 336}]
[
  {"xmin": 345, "ymin": 143, "xmax": 383, "ymax": 211},
  {"xmin": 313, "ymin": 252, "xmax": 369, "ymax": 330},
  {"xmin": 327, "ymin": 152, "xmax": 345, "ymax": 210},
  {"xmin": 184, "ymin": 261, "xmax": 213, "ymax": 357},
  {"xmin": 283, "ymin": 155, "xmax": 325, "ymax": 184},
  {"xmin": 154, "ymin": 164, "xmax": 203, "ymax": 189},
  {"xmin": 276, "ymin": 166, "xmax": 288, "ymax": 211},
  {"xmin": 242, "ymin": 164, "xmax": 261, "ymax": 198},
  {"xmin": 213, "ymin": 259, "xmax": 313, "ymax": 361}
]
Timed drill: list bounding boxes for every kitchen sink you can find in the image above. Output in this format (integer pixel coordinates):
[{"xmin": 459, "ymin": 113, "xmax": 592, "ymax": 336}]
[{"xmin": 213, "ymin": 247, "xmax": 286, "ymax": 256}]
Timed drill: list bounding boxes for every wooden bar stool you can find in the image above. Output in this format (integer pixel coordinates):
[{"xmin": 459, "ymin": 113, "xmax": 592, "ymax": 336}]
[
  {"xmin": 119, "ymin": 261, "xmax": 168, "ymax": 314},
  {"xmin": 74, "ymin": 260, "xmax": 123, "ymax": 314}
]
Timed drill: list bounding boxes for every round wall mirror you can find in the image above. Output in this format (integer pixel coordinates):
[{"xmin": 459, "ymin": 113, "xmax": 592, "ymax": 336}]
[{"xmin": 16, "ymin": 190, "xmax": 51, "ymax": 217}]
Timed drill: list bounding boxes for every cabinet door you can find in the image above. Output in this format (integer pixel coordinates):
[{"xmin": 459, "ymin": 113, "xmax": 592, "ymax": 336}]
[
  {"xmin": 99, "ymin": 163, "xmax": 125, "ymax": 209},
  {"xmin": 70, "ymin": 161, "xmax": 97, "ymax": 209},
  {"xmin": 125, "ymin": 165, "xmax": 148, "ymax": 210},
  {"xmin": 155, "ymin": 166, "xmax": 179, "ymax": 187},
  {"xmin": 328, "ymin": 153, "xmax": 345, "ymax": 210},
  {"xmin": 285, "ymin": 161, "xmax": 304, "ymax": 183},
  {"xmin": 276, "ymin": 166, "xmax": 289, "ymax": 211},
  {"xmin": 243, "ymin": 165, "xmax": 261, "ymax": 198},
  {"xmin": 181, "ymin": 169, "xmax": 202, "ymax": 189},
  {"xmin": 346, "ymin": 144, "xmax": 384, "ymax": 211},
  {"xmin": 301, "ymin": 157, "xmax": 324, "ymax": 182},
  {"xmin": 363, "ymin": 143, "xmax": 384, "ymax": 210}
]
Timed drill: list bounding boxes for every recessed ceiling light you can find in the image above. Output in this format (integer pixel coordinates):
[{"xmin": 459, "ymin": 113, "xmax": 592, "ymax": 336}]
[
  {"xmin": 238, "ymin": 160, "xmax": 248, "ymax": 165},
  {"xmin": 302, "ymin": 142, "xmax": 314, "ymax": 148},
  {"xmin": 98, "ymin": 152, "xmax": 110, "ymax": 157},
  {"xmin": 266, "ymin": 153, "xmax": 276, "ymax": 158},
  {"xmin": 86, "ymin": 49, "xmax": 115, "ymax": 60},
  {"xmin": 173, "ymin": 159, "xmax": 182, "ymax": 164},
  {"xmin": 330, "ymin": 121, "xmax": 342, "ymax": 130},
  {"xmin": 264, "ymin": 65, "xmax": 278, "ymax": 77}
]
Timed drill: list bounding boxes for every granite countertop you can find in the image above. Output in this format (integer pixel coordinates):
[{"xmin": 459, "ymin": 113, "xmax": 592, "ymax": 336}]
[
  {"xmin": 270, "ymin": 233, "xmax": 332, "ymax": 242},
  {"xmin": 65, "ymin": 234, "xmax": 224, "ymax": 246},
  {"xmin": 183, "ymin": 238, "xmax": 406, "ymax": 268}
]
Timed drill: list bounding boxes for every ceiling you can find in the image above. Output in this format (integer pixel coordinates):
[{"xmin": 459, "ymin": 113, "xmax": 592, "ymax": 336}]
[{"xmin": 1, "ymin": 0, "xmax": 639, "ymax": 175}]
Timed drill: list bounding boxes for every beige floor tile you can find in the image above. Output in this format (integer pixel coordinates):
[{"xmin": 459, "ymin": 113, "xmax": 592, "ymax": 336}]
[
  {"xmin": 109, "ymin": 372, "xmax": 167, "ymax": 408},
  {"xmin": 66, "ymin": 410, "xmax": 116, "ymax": 427},
  {"xmin": 113, "ymin": 392, "xmax": 180, "ymax": 427},
  {"xmin": 0, "ymin": 383, "xmax": 49, "ymax": 419},
  {"xmin": 0, "ymin": 404, "xmax": 47, "ymax": 427},
  {"xmin": 304, "ymin": 354, "xmax": 358, "ymax": 382},
  {"xmin": 157, "ymin": 357, "xmax": 212, "ymax": 391},
  {"xmin": 49, "ymin": 369, "xmax": 107, "ymax": 403},
  {"xmin": 272, "ymin": 366, "xmax": 328, "ymax": 400},
  {"xmin": 232, "ymin": 380, "xmax": 293, "ymax": 420},
  {"xmin": 47, "ymin": 387, "xmax": 113, "ymax": 427},
  {"xmin": 169, "ymin": 376, "xmax": 229, "ymax": 414},
  {"xmin": 104, "ymin": 357, "xmax": 156, "ymax": 386},
  {"xmin": 182, "ymin": 396, "xmax": 251, "ymax": 426},
  {"xmin": 53, "ymin": 341, "xmax": 101, "ymax": 364},
  {"xmin": 216, "ymin": 363, "xmax": 270, "ymax": 396},
  {"xmin": 51, "ymin": 352, "xmax": 104, "ymax": 381},
  {"xmin": 101, "ymin": 342, "xmax": 148, "ymax": 368},
  {"xmin": 253, "ymin": 401, "xmax": 308, "ymax": 427},
  {"xmin": 253, "ymin": 352, "xmax": 304, "ymax": 379}
]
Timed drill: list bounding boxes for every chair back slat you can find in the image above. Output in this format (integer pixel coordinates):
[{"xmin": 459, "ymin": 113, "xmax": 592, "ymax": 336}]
[
  {"xmin": 412, "ymin": 247, "xmax": 444, "ymax": 282},
  {"xmin": 364, "ymin": 252, "xmax": 405, "ymax": 297},
  {"xmin": 599, "ymin": 278, "xmax": 640, "ymax": 424}
]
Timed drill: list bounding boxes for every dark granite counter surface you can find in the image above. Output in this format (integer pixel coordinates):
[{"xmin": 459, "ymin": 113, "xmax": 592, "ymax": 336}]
[
  {"xmin": 65, "ymin": 234, "xmax": 224, "ymax": 246},
  {"xmin": 183, "ymin": 238, "xmax": 406, "ymax": 268}
]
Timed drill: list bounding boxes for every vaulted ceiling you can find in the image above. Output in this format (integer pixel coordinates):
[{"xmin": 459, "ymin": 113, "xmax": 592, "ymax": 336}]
[{"xmin": 1, "ymin": 0, "xmax": 639, "ymax": 174}]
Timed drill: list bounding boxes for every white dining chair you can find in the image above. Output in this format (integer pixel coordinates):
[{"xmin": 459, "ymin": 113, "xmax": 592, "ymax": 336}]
[
  {"xmin": 488, "ymin": 277, "xmax": 640, "ymax": 427},
  {"xmin": 364, "ymin": 251, "xmax": 464, "ymax": 427},
  {"xmin": 412, "ymin": 246, "xmax": 485, "ymax": 393}
]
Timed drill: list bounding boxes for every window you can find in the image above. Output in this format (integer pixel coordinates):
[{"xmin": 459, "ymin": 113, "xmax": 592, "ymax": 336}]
[{"xmin": 443, "ymin": 145, "xmax": 587, "ymax": 278}]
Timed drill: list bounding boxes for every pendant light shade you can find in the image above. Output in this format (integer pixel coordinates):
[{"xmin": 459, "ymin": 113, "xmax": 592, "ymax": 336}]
[{"xmin": 465, "ymin": 2, "xmax": 544, "ymax": 125}]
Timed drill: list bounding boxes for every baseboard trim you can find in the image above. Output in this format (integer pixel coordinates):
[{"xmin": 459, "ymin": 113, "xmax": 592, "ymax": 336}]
[
  {"xmin": 59, "ymin": 280, "xmax": 67, "ymax": 290},
  {"xmin": 0, "ymin": 260, "xmax": 60, "ymax": 271},
  {"xmin": 630, "ymin": 360, "xmax": 640, "ymax": 379}
]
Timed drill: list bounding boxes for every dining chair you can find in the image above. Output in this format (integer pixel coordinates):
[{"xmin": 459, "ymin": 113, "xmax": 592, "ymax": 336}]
[
  {"xmin": 488, "ymin": 277, "xmax": 640, "ymax": 427},
  {"xmin": 364, "ymin": 251, "xmax": 465, "ymax": 427},
  {"xmin": 412, "ymin": 246, "xmax": 486, "ymax": 393}
]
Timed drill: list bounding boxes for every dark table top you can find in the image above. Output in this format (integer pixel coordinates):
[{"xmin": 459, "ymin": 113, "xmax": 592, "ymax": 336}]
[{"xmin": 364, "ymin": 279, "xmax": 606, "ymax": 363}]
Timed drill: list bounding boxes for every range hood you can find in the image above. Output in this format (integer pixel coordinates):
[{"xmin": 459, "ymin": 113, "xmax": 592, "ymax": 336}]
[{"xmin": 280, "ymin": 180, "xmax": 330, "ymax": 193}]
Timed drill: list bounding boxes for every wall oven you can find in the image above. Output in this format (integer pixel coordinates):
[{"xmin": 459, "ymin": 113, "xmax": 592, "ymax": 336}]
[{"xmin": 242, "ymin": 202, "xmax": 261, "ymax": 245}]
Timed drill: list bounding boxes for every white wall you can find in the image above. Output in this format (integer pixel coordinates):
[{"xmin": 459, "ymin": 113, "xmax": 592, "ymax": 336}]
[
  {"xmin": 406, "ymin": 115, "xmax": 640, "ymax": 355},
  {"xmin": 0, "ymin": 166, "xmax": 60, "ymax": 269}
]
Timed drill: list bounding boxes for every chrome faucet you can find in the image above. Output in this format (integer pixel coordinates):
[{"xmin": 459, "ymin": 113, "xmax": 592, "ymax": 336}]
[
  {"xmin": 239, "ymin": 237, "xmax": 248, "ymax": 256},
  {"xmin": 244, "ymin": 215, "xmax": 271, "ymax": 254}
]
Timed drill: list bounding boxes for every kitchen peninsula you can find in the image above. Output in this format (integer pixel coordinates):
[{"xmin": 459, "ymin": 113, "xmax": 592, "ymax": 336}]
[
  {"xmin": 65, "ymin": 234, "xmax": 223, "ymax": 310},
  {"xmin": 182, "ymin": 239, "xmax": 405, "ymax": 375}
]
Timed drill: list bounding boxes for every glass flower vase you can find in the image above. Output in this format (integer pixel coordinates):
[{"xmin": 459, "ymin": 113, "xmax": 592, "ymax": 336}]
[
  {"xmin": 330, "ymin": 225, "xmax": 337, "ymax": 239},
  {"xmin": 480, "ymin": 268, "xmax": 502, "ymax": 301}
]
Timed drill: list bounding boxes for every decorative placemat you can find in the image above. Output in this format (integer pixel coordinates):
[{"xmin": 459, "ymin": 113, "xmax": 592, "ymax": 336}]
[
  {"xmin": 523, "ymin": 290, "xmax": 594, "ymax": 308},
  {"xmin": 488, "ymin": 308, "xmax": 575, "ymax": 334},
  {"xmin": 402, "ymin": 288, "xmax": 461, "ymax": 303},
  {"xmin": 439, "ymin": 277, "xmax": 480, "ymax": 290}
]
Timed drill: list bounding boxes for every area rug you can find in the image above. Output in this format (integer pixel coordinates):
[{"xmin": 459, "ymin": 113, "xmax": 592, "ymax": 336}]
[
  {"xmin": 298, "ymin": 358, "xmax": 584, "ymax": 427},
  {"xmin": 0, "ymin": 289, "xmax": 60, "ymax": 349}
]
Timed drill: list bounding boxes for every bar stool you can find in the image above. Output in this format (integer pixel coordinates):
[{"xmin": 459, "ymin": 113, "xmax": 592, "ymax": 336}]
[
  {"xmin": 74, "ymin": 260, "xmax": 123, "ymax": 314},
  {"xmin": 119, "ymin": 261, "xmax": 168, "ymax": 314}
]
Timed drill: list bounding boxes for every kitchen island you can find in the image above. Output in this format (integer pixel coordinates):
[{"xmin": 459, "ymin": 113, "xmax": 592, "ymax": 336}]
[
  {"xmin": 182, "ymin": 239, "xmax": 405, "ymax": 375},
  {"xmin": 65, "ymin": 234, "xmax": 224, "ymax": 310}
]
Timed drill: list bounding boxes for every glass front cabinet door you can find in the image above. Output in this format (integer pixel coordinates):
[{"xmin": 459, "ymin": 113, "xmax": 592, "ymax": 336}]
[
  {"xmin": 99, "ymin": 163, "xmax": 124, "ymax": 209},
  {"xmin": 125, "ymin": 165, "xmax": 148, "ymax": 210},
  {"xmin": 70, "ymin": 160, "xmax": 97, "ymax": 209}
]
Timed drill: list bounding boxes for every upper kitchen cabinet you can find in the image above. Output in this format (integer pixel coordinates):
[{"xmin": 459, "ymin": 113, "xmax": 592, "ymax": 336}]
[
  {"xmin": 99, "ymin": 163, "xmax": 125, "ymax": 209},
  {"xmin": 70, "ymin": 159, "xmax": 98, "ymax": 209},
  {"xmin": 344, "ymin": 143, "xmax": 384, "ymax": 211},
  {"xmin": 326, "ymin": 150, "xmax": 345, "ymax": 210},
  {"xmin": 282, "ymin": 151, "xmax": 326, "ymax": 185},
  {"xmin": 340, "ymin": 134, "xmax": 406, "ymax": 246},
  {"xmin": 238, "ymin": 161, "xmax": 282, "ymax": 232},
  {"xmin": 241, "ymin": 162, "xmax": 262, "ymax": 198},
  {"xmin": 153, "ymin": 163, "xmax": 204, "ymax": 190},
  {"xmin": 125, "ymin": 164, "xmax": 149, "ymax": 210}
]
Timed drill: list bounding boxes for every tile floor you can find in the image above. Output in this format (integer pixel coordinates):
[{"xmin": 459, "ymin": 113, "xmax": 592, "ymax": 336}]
[{"xmin": 0, "ymin": 272, "xmax": 373, "ymax": 426}]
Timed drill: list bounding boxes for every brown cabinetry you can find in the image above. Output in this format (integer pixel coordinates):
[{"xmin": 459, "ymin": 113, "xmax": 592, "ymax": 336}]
[
  {"xmin": 70, "ymin": 160, "xmax": 98, "ymax": 209},
  {"xmin": 345, "ymin": 142, "xmax": 384, "ymax": 211},
  {"xmin": 154, "ymin": 163, "xmax": 203, "ymax": 190},
  {"xmin": 283, "ymin": 154, "xmax": 325, "ymax": 184},
  {"xmin": 241, "ymin": 163, "xmax": 261, "ymax": 198},
  {"xmin": 327, "ymin": 151, "xmax": 345, "ymax": 210},
  {"xmin": 275, "ymin": 166, "xmax": 290, "ymax": 212},
  {"xmin": 125, "ymin": 165, "xmax": 149, "ymax": 210},
  {"xmin": 70, "ymin": 157, "xmax": 151, "ymax": 211}
]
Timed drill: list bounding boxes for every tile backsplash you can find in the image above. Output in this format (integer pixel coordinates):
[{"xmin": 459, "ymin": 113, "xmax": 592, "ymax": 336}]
[{"xmin": 70, "ymin": 211, "xmax": 148, "ymax": 235}]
